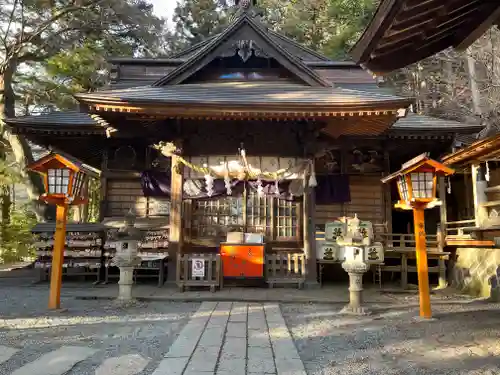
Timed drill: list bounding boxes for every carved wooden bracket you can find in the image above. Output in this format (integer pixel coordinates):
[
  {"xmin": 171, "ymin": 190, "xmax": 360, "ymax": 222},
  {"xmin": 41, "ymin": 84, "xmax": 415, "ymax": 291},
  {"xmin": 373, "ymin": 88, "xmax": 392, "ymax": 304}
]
[{"xmin": 219, "ymin": 40, "xmax": 269, "ymax": 62}]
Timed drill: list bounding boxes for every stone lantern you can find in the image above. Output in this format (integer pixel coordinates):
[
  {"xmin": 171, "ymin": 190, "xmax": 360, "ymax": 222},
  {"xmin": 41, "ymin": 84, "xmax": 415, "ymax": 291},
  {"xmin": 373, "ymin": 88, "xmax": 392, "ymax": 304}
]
[
  {"xmin": 325, "ymin": 215, "xmax": 384, "ymax": 315},
  {"xmin": 112, "ymin": 211, "xmax": 144, "ymax": 302}
]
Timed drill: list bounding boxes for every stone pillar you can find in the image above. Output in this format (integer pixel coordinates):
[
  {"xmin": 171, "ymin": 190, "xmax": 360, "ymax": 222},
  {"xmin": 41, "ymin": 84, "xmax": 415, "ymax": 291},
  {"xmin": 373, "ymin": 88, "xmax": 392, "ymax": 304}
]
[
  {"xmin": 340, "ymin": 262, "xmax": 370, "ymax": 315},
  {"xmin": 118, "ymin": 267, "xmax": 134, "ymax": 301},
  {"xmin": 113, "ymin": 212, "xmax": 142, "ymax": 303}
]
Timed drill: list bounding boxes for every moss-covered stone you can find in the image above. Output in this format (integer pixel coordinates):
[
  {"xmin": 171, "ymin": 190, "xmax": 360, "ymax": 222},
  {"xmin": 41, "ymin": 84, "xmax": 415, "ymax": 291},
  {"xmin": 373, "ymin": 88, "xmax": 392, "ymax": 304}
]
[{"xmin": 452, "ymin": 247, "xmax": 500, "ymax": 301}]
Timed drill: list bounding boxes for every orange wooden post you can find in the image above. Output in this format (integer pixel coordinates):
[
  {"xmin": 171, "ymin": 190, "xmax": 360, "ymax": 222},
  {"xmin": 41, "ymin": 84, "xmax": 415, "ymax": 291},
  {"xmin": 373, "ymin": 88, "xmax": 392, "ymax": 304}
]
[
  {"xmin": 413, "ymin": 206, "xmax": 431, "ymax": 319},
  {"xmin": 48, "ymin": 204, "xmax": 68, "ymax": 310}
]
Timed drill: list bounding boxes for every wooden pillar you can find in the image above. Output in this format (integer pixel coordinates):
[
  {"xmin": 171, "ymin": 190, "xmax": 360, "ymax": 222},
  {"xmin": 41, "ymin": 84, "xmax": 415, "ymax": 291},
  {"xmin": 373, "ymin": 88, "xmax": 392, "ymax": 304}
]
[
  {"xmin": 383, "ymin": 150, "xmax": 392, "ymax": 233},
  {"xmin": 413, "ymin": 206, "xmax": 432, "ymax": 319},
  {"xmin": 437, "ymin": 176, "xmax": 448, "ymax": 288},
  {"xmin": 438, "ymin": 176, "xmax": 448, "ymax": 234},
  {"xmin": 99, "ymin": 149, "xmax": 109, "ymax": 222},
  {"xmin": 48, "ymin": 203, "xmax": 68, "ymax": 310},
  {"xmin": 303, "ymin": 174, "xmax": 318, "ymax": 286},
  {"xmin": 472, "ymin": 163, "xmax": 488, "ymax": 228},
  {"xmin": 169, "ymin": 145, "xmax": 184, "ymax": 283}
]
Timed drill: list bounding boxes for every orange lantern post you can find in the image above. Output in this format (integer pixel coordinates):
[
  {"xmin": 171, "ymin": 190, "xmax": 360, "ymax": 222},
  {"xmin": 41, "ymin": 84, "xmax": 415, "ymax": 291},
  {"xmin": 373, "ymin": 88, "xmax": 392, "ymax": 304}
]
[
  {"xmin": 381, "ymin": 153, "xmax": 454, "ymax": 319},
  {"xmin": 28, "ymin": 152, "xmax": 99, "ymax": 310}
]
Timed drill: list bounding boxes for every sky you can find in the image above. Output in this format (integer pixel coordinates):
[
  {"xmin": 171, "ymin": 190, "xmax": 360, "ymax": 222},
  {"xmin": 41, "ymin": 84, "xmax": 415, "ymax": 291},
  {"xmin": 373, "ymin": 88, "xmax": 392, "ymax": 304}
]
[{"xmin": 150, "ymin": 0, "xmax": 176, "ymax": 23}]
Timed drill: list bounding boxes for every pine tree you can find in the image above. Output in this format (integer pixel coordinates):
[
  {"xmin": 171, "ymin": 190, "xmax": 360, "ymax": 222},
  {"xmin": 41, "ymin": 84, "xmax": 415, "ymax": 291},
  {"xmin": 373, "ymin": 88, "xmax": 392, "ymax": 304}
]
[{"xmin": 173, "ymin": 0, "xmax": 230, "ymax": 50}]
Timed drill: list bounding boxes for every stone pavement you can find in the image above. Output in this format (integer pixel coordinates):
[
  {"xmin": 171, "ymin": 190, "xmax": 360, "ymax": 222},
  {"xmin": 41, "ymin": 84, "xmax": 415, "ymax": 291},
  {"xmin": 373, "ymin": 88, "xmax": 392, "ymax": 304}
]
[
  {"xmin": 0, "ymin": 301, "xmax": 304, "ymax": 375},
  {"xmin": 154, "ymin": 301, "xmax": 305, "ymax": 375},
  {"xmin": 67, "ymin": 283, "xmax": 408, "ymax": 304}
]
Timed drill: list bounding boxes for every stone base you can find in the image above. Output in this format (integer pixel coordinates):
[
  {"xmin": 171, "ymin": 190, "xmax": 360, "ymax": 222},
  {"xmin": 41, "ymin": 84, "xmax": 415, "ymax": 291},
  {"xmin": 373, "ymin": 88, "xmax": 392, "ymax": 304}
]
[
  {"xmin": 304, "ymin": 280, "xmax": 321, "ymax": 289},
  {"xmin": 46, "ymin": 308, "xmax": 69, "ymax": 314},
  {"xmin": 112, "ymin": 298, "xmax": 139, "ymax": 308},
  {"xmin": 412, "ymin": 316, "xmax": 437, "ymax": 322},
  {"xmin": 339, "ymin": 304, "xmax": 371, "ymax": 316}
]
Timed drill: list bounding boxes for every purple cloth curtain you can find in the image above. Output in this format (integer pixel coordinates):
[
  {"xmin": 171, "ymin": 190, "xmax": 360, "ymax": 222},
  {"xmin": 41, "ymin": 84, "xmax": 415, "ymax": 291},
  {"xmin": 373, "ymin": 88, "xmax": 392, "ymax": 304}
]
[
  {"xmin": 314, "ymin": 174, "xmax": 351, "ymax": 204},
  {"xmin": 140, "ymin": 171, "xmax": 297, "ymax": 201}
]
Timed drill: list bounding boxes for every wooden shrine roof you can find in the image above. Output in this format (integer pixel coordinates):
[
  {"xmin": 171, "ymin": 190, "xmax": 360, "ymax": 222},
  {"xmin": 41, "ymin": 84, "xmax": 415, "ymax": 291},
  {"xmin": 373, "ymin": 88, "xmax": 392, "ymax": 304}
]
[
  {"xmin": 3, "ymin": 3, "xmax": 483, "ymax": 140},
  {"xmin": 4, "ymin": 111, "xmax": 111, "ymax": 135},
  {"xmin": 442, "ymin": 132, "xmax": 500, "ymax": 166},
  {"xmin": 152, "ymin": 13, "xmax": 330, "ymax": 87},
  {"xmin": 5, "ymin": 103, "xmax": 481, "ymax": 137},
  {"xmin": 350, "ymin": 0, "xmax": 500, "ymax": 74},
  {"xmin": 389, "ymin": 112, "xmax": 482, "ymax": 132},
  {"xmin": 75, "ymin": 82, "xmax": 411, "ymax": 117}
]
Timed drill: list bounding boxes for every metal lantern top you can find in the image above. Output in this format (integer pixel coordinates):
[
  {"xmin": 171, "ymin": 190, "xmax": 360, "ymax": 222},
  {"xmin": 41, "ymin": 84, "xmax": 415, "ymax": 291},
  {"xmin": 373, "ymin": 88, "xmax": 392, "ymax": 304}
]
[
  {"xmin": 381, "ymin": 153, "xmax": 454, "ymax": 209},
  {"xmin": 27, "ymin": 151, "xmax": 100, "ymax": 205}
]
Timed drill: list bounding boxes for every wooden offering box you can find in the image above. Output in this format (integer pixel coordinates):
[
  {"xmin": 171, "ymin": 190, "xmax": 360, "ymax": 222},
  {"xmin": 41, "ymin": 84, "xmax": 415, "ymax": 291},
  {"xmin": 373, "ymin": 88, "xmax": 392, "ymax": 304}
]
[{"xmin": 220, "ymin": 243, "xmax": 265, "ymax": 278}]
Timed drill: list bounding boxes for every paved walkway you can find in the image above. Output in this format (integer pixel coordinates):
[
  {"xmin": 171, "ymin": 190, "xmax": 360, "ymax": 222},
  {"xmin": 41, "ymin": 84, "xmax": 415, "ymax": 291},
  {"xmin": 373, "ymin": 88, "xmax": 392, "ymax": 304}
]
[
  {"xmin": 0, "ymin": 302, "xmax": 304, "ymax": 375},
  {"xmin": 154, "ymin": 302, "xmax": 305, "ymax": 375}
]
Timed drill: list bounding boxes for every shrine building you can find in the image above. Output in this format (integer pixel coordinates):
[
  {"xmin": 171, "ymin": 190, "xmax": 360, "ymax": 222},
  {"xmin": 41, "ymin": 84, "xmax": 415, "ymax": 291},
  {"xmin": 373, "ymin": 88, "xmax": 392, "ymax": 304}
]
[{"xmin": 5, "ymin": 2, "xmax": 484, "ymax": 288}]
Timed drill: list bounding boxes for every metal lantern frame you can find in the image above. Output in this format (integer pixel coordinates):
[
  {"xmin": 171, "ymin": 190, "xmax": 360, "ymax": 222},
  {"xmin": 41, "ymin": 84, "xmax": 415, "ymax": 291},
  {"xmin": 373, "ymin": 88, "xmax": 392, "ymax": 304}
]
[
  {"xmin": 28, "ymin": 151, "xmax": 100, "ymax": 205},
  {"xmin": 382, "ymin": 153, "xmax": 454, "ymax": 210}
]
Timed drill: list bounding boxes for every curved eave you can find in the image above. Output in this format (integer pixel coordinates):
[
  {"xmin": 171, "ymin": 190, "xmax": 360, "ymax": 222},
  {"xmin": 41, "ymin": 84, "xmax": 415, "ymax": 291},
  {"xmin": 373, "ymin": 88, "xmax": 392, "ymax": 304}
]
[
  {"xmin": 389, "ymin": 125, "xmax": 483, "ymax": 134},
  {"xmin": 351, "ymin": 0, "xmax": 500, "ymax": 74},
  {"xmin": 6, "ymin": 123, "xmax": 108, "ymax": 136},
  {"xmin": 77, "ymin": 98, "xmax": 412, "ymax": 119},
  {"xmin": 442, "ymin": 133, "xmax": 500, "ymax": 166}
]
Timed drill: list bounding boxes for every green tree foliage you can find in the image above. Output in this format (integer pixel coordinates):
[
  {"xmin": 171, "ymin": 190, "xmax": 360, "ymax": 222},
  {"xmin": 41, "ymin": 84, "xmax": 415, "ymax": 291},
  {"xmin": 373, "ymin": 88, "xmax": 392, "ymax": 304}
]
[
  {"xmin": 0, "ymin": 206, "xmax": 37, "ymax": 264},
  {"xmin": 0, "ymin": 159, "xmax": 36, "ymax": 263},
  {"xmin": 172, "ymin": 0, "xmax": 230, "ymax": 51},
  {"xmin": 260, "ymin": 0, "xmax": 377, "ymax": 59},
  {"xmin": 0, "ymin": 0, "xmax": 166, "ymax": 218}
]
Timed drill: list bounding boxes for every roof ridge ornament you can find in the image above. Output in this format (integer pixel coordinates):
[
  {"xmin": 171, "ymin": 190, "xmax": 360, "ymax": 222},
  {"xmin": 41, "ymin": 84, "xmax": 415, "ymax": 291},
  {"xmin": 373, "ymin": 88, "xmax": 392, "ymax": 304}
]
[
  {"xmin": 236, "ymin": 0, "xmax": 255, "ymax": 10},
  {"xmin": 232, "ymin": 0, "xmax": 262, "ymax": 20}
]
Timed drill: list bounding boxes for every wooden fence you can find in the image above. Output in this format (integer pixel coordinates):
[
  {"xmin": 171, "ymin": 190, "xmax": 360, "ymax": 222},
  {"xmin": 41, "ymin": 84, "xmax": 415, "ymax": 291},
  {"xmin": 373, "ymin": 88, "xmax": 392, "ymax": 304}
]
[
  {"xmin": 265, "ymin": 253, "xmax": 306, "ymax": 288},
  {"xmin": 176, "ymin": 253, "xmax": 221, "ymax": 292}
]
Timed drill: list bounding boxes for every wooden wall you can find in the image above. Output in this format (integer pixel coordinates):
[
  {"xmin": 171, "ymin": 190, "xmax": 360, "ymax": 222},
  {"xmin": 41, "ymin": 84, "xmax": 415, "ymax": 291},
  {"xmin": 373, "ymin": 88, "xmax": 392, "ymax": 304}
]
[
  {"xmin": 105, "ymin": 179, "xmax": 170, "ymax": 218},
  {"xmin": 315, "ymin": 175, "xmax": 385, "ymax": 230}
]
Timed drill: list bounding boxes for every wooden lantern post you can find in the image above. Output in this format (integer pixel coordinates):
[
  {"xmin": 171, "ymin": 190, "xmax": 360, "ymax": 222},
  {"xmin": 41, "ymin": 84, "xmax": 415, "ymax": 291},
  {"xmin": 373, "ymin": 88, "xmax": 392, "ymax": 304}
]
[
  {"xmin": 382, "ymin": 153, "xmax": 454, "ymax": 319},
  {"xmin": 28, "ymin": 152, "xmax": 100, "ymax": 310}
]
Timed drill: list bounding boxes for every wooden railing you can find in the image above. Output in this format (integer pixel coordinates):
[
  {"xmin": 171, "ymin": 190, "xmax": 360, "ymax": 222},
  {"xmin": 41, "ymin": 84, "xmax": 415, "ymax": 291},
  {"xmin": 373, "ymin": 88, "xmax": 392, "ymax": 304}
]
[
  {"xmin": 445, "ymin": 219, "xmax": 476, "ymax": 236},
  {"xmin": 176, "ymin": 253, "xmax": 221, "ymax": 292},
  {"xmin": 265, "ymin": 253, "xmax": 306, "ymax": 289},
  {"xmin": 377, "ymin": 233, "xmax": 439, "ymax": 250}
]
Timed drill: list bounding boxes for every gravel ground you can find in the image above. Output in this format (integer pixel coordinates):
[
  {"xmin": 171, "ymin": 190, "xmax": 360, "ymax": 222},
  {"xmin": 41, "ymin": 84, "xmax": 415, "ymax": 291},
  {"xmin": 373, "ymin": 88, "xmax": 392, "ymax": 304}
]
[
  {"xmin": 282, "ymin": 301, "xmax": 500, "ymax": 375},
  {"xmin": 0, "ymin": 286, "xmax": 200, "ymax": 375}
]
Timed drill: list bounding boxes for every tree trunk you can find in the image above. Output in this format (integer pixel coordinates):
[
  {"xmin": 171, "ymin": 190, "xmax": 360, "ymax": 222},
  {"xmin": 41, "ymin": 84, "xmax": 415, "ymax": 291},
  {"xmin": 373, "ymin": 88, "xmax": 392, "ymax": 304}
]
[
  {"xmin": 0, "ymin": 59, "xmax": 47, "ymax": 221},
  {"xmin": 466, "ymin": 47, "xmax": 482, "ymax": 115}
]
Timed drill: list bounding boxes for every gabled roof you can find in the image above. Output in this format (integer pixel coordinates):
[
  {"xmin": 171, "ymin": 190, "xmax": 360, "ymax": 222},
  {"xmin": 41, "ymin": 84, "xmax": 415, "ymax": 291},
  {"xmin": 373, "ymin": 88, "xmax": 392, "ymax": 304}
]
[
  {"xmin": 169, "ymin": 28, "xmax": 330, "ymax": 63},
  {"xmin": 153, "ymin": 12, "xmax": 331, "ymax": 87},
  {"xmin": 351, "ymin": 0, "xmax": 500, "ymax": 74}
]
